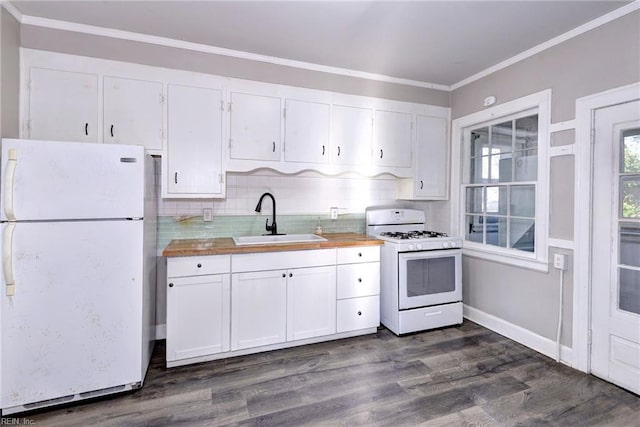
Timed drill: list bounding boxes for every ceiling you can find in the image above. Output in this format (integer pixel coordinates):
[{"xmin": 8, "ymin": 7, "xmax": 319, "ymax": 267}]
[{"xmin": 8, "ymin": 1, "xmax": 633, "ymax": 88}]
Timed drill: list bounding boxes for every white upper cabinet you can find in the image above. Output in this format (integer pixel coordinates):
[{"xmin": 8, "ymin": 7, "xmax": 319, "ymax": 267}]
[
  {"xmin": 284, "ymin": 99, "xmax": 330, "ymax": 164},
  {"xmin": 28, "ymin": 68, "xmax": 98, "ymax": 143},
  {"xmin": 165, "ymin": 84, "xmax": 224, "ymax": 198},
  {"xmin": 103, "ymin": 76, "xmax": 163, "ymax": 151},
  {"xmin": 331, "ymin": 105, "xmax": 373, "ymax": 166},
  {"xmin": 374, "ymin": 110, "xmax": 413, "ymax": 168},
  {"xmin": 229, "ymin": 92, "xmax": 281, "ymax": 161}
]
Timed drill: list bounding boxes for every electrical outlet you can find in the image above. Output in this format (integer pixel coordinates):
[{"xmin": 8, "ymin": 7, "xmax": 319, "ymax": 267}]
[
  {"xmin": 203, "ymin": 208, "xmax": 213, "ymax": 222},
  {"xmin": 330, "ymin": 207, "xmax": 338, "ymax": 220},
  {"xmin": 553, "ymin": 253, "xmax": 567, "ymax": 270}
]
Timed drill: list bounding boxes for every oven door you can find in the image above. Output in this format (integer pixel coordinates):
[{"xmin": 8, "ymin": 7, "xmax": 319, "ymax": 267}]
[{"xmin": 398, "ymin": 249, "xmax": 462, "ymax": 310}]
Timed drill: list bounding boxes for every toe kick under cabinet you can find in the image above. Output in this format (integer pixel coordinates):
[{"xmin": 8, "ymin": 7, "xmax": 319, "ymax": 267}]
[{"xmin": 165, "ymin": 245, "xmax": 381, "ymax": 367}]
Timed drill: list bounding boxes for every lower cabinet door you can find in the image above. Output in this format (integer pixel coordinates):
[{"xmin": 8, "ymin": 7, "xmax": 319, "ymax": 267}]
[
  {"xmin": 166, "ymin": 274, "xmax": 230, "ymax": 362},
  {"xmin": 287, "ymin": 265, "xmax": 337, "ymax": 341},
  {"xmin": 337, "ymin": 295, "xmax": 380, "ymax": 333},
  {"xmin": 231, "ymin": 270, "xmax": 287, "ymax": 350}
]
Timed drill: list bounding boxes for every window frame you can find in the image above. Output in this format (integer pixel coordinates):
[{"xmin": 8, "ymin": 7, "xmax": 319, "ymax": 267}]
[{"xmin": 450, "ymin": 90, "xmax": 550, "ymax": 272}]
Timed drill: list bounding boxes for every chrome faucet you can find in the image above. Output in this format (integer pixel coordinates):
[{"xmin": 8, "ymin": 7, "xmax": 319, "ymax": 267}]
[{"xmin": 255, "ymin": 192, "xmax": 280, "ymax": 235}]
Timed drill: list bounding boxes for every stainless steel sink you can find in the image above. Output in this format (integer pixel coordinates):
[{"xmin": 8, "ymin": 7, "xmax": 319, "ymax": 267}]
[{"xmin": 232, "ymin": 233, "xmax": 328, "ymax": 246}]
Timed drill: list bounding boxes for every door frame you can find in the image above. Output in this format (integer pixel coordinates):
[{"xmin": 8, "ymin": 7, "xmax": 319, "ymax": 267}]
[{"xmin": 574, "ymin": 82, "xmax": 640, "ymax": 373}]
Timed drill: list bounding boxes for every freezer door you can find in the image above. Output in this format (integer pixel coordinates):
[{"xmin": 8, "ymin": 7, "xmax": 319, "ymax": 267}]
[
  {"xmin": 0, "ymin": 139, "xmax": 144, "ymax": 221},
  {"xmin": 0, "ymin": 220, "xmax": 144, "ymax": 409}
]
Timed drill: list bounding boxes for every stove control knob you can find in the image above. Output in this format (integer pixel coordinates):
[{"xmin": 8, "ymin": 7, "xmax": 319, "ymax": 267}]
[
  {"xmin": 416, "ymin": 243, "xmax": 423, "ymax": 250},
  {"xmin": 450, "ymin": 241, "xmax": 458, "ymax": 248},
  {"xmin": 442, "ymin": 242, "xmax": 450, "ymax": 249},
  {"xmin": 408, "ymin": 244, "xmax": 415, "ymax": 250}
]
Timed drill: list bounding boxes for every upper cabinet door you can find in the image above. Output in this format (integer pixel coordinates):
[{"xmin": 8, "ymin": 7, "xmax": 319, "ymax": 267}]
[
  {"xmin": 284, "ymin": 99, "xmax": 330, "ymax": 164},
  {"xmin": 415, "ymin": 115, "xmax": 448, "ymax": 199},
  {"xmin": 29, "ymin": 68, "xmax": 98, "ymax": 143},
  {"xmin": 166, "ymin": 84, "xmax": 224, "ymax": 197},
  {"xmin": 103, "ymin": 76, "xmax": 163, "ymax": 152},
  {"xmin": 374, "ymin": 110, "xmax": 412, "ymax": 168},
  {"xmin": 229, "ymin": 92, "xmax": 281, "ymax": 161},
  {"xmin": 331, "ymin": 105, "xmax": 373, "ymax": 166}
]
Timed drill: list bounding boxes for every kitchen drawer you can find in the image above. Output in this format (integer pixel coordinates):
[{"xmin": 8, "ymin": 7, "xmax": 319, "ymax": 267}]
[
  {"xmin": 337, "ymin": 295, "xmax": 380, "ymax": 333},
  {"xmin": 232, "ymin": 249, "xmax": 336, "ymax": 273},
  {"xmin": 336, "ymin": 262, "xmax": 380, "ymax": 299},
  {"xmin": 398, "ymin": 302, "xmax": 462, "ymax": 334},
  {"xmin": 167, "ymin": 255, "xmax": 231, "ymax": 277},
  {"xmin": 336, "ymin": 246, "xmax": 380, "ymax": 264}
]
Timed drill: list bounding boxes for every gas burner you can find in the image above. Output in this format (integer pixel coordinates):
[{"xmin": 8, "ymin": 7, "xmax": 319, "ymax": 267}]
[{"xmin": 379, "ymin": 230, "xmax": 449, "ymax": 240}]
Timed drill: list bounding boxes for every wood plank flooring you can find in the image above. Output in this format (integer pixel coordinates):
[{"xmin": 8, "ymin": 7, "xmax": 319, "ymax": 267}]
[{"xmin": 13, "ymin": 321, "xmax": 640, "ymax": 426}]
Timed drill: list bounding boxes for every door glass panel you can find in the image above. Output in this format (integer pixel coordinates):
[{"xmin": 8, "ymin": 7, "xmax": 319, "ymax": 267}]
[
  {"xmin": 465, "ymin": 215, "xmax": 483, "ymax": 243},
  {"xmin": 621, "ymin": 177, "xmax": 640, "ymax": 219},
  {"xmin": 622, "ymin": 128, "xmax": 640, "ymax": 173},
  {"xmin": 619, "ymin": 268, "xmax": 640, "ymax": 315},
  {"xmin": 486, "ymin": 216, "xmax": 507, "ymax": 248},
  {"xmin": 486, "ymin": 186, "xmax": 507, "ymax": 215},
  {"xmin": 465, "ymin": 187, "xmax": 483, "ymax": 213},
  {"xmin": 620, "ymin": 224, "xmax": 640, "ymax": 267},
  {"xmin": 511, "ymin": 185, "xmax": 536, "ymax": 217},
  {"xmin": 510, "ymin": 218, "xmax": 535, "ymax": 252},
  {"xmin": 405, "ymin": 257, "xmax": 455, "ymax": 297}
]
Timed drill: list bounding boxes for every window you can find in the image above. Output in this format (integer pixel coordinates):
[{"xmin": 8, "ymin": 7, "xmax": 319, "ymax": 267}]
[{"xmin": 451, "ymin": 90, "xmax": 550, "ymax": 271}]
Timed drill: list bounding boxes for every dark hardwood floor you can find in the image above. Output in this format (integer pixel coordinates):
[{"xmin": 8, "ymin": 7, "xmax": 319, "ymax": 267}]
[{"xmin": 15, "ymin": 321, "xmax": 640, "ymax": 426}]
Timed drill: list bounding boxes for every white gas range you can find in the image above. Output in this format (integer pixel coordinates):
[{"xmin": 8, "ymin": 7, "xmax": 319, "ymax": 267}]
[{"xmin": 366, "ymin": 208, "xmax": 463, "ymax": 335}]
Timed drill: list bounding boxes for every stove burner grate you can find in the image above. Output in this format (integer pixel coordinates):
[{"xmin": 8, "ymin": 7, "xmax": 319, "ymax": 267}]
[{"xmin": 379, "ymin": 230, "xmax": 449, "ymax": 240}]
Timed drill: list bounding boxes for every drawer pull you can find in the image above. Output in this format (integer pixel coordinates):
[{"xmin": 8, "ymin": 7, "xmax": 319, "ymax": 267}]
[
  {"xmin": 289, "ymin": 273, "xmax": 293, "ymax": 278},
  {"xmin": 197, "ymin": 263, "xmax": 202, "ymax": 268},
  {"xmin": 358, "ymin": 252, "xmax": 362, "ymax": 257},
  {"xmin": 424, "ymin": 311, "xmax": 442, "ymax": 317},
  {"xmin": 282, "ymin": 273, "xmax": 286, "ymax": 278},
  {"xmin": 357, "ymin": 278, "xmax": 362, "ymax": 283},
  {"xmin": 357, "ymin": 311, "xmax": 362, "ymax": 316},
  {"xmin": 169, "ymin": 283, "xmax": 174, "ymax": 288}
]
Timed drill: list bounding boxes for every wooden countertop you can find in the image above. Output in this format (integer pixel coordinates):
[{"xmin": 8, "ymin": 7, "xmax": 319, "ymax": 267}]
[{"xmin": 162, "ymin": 232, "xmax": 383, "ymax": 257}]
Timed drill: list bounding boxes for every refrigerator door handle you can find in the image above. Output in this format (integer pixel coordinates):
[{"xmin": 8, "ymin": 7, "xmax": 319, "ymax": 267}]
[
  {"xmin": 3, "ymin": 222, "xmax": 16, "ymax": 296},
  {"xmin": 4, "ymin": 148, "xmax": 18, "ymax": 221}
]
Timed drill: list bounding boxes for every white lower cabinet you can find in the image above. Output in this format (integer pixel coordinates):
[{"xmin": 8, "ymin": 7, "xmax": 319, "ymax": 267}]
[
  {"xmin": 231, "ymin": 270, "xmax": 287, "ymax": 351},
  {"xmin": 166, "ymin": 255, "xmax": 231, "ymax": 366},
  {"xmin": 287, "ymin": 266, "xmax": 336, "ymax": 341}
]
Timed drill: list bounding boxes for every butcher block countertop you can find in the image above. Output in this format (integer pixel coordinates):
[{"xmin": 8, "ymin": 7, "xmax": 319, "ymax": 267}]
[{"xmin": 162, "ymin": 232, "xmax": 383, "ymax": 257}]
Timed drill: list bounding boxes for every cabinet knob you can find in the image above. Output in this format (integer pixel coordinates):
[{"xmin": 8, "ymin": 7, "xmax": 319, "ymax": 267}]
[
  {"xmin": 358, "ymin": 252, "xmax": 362, "ymax": 257},
  {"xmin": 282, "ymin": 273, "xmax": 286, "ymax": 278},
  {"xmin": 357, "ymin": 311, "xmax": 362, "ymax": 316},
  {"xmin": 197, "ymin": 263, "xmax": 202, "ymax": 268},
  {"xmin": 289, "ymin": 273, "xmax": 293, "ymax": 278},
  {"xmin": 357, "ymin": 278, "xmax": 362, "ymax": 283},
  {"xmin": 169, "ymin": 283, "xmax": 174, "ymax": 288}
]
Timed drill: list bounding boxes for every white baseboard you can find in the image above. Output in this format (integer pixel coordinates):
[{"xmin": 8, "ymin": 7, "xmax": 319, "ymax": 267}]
[
  {"xmin": 155, "ymin": 323, "xmax": 167, "ymax": 340},
  {"xmin": 464, "ymin": 304, "xmax": 573, "ymax": 366}
]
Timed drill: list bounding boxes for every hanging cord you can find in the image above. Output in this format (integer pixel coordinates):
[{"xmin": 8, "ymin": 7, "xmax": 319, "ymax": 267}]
[{"xmin": 556, "ymin": 268, "xmax": 564, "ymax": 363}]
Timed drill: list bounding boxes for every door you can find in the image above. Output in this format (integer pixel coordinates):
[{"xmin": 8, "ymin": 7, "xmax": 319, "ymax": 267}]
[
  {"xmin": 0, "ymin": 220, "xmax": 143, "ymax": 409},
  {"xmin": 284, "ymin": 99, "xmax": 330, "ymax": 164},
  {"xmin": 229, "ymin": 92, "xmax": 281, "ymax": 161},
  {"xmin": 166, "ymin": 273, "xmax": 230, "ymax": 362},
  {"xmin": 415, "ymin": 115, "xmax": 448, "ymax": 199},
  {"xmin": 331, "ymin": 105, "xmax": 373, "ymax": 166},
  {"xmin": 591, "ymin": 100, "xmax": 640, "ymax": 394},
  {"xmin": 373, "ymin": 110, "xmax": 412, "ymax": 168},
  {"xmin": 166, "ymin": 84, "xmax": 224, "ymax": 196},
  {"xmin": 287, "ymin": 266, "xmax": 336, "ymax": 341},
  {"xmin": 398, "ymin": 250, "xmax": 462, "ymax": 309},
  {"xmin": 28, "ymin": 68, "xmax": 98, "ymax": 143},
  {"xmin": 103, "ymin": 76, "xmax": 164, "ymax": 151},
  {"xmin": 0, "ymin": 139, "xmax": 144, "ymax": 221}
]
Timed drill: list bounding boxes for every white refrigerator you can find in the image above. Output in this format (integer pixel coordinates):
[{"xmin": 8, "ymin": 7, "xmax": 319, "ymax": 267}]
[{"xmin": 0, "ymin": 139, "xmax": 157, "ymax": 415}]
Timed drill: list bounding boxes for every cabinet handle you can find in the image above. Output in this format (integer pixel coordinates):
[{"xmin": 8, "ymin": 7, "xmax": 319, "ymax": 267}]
[
  {"xmin": 420, "ymin": 180, "xmax": 424, "ymax": 190},
  {"xmin": 85, "ymin": 123, "xmax": 89, "ymax": 136},
  {"xmin": 169, "ymin": 283, "xmax": 174, "ymax": 288},
  {"xmin": 289, "ymin": 273, "xmax": 293, "ymax": 278},
  {"xmin": 110, "ymin": 124, "xmax": 114, "ymax": 137},
  {"xmin": 322, "ymin": 145, "xmax": 325, "ymax": 155},
  {"xmin": 358, "ymin": 252, "xmax": 362, "ymax": 257},
  {"xmin": 357, "ymin": 311, "xmax": 362, "ymax": 316},
  {"xmin": 272, "ymin": 141, "xmax": 276, "ymax": 152},
  {"xmin": 197, "ymin": 263, "xmax": 202, "ymax": 268},
  {"xmin": 380, "ymin": 149, "xmax": 383, "ymax": 159},
  {"xmin": 282, "ymin": 273, "xmax": 286, "ymax": 278},
  {"xmin": 358, "ymin": 278, "xmax": 362, "ymax": 283},
  {"xmin": 337, "ymin": 146, "xmax": 341, "ymax": 156},
  {"xmin": 174, "ymin": 172, "xmax": 178, "ymax": 184}
]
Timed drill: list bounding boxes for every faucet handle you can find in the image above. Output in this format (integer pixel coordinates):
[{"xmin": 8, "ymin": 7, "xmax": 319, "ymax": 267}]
[{"xmin": 265, "ymin": 218, "xmax": 273, "ymax": 231}]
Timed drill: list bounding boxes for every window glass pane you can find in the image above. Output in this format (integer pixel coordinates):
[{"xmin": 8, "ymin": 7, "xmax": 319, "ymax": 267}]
[
  {"xmin": 491, "ymin": 121, "xmax": 512, "ymax": 154},
  {"xmin": 621, "ymin": 176, "xmax": 640, "ymax": 219},
  {"xmin": 486, "ymin": 186, "xmax": 507, "ymax": 215},
  {"xmin": 465, "ymin": 187, "xmax": 483, "ymax": 213},
  {"xmin": 470, "ymin": 156, "xmax": 489, "ymax": 184},
  {"xmin": 465, "ymin": 215, "xmax": 483, "ymax": 243},
  {"xmin": 619, "ymin": 268, "xmax": 640, "ymax": 315},
  {"xmin": 510, "ymin": 185, "xmax": 535, "ymax": 217},
  {"xmin": 485, "ymin": 216, "xmax": 507, "ymax": 248},
  {"xmin": 471, "ymin": 127, "xmax": 489, "ymax": 158},
  {"xmin": 514, "ymin": 149, "xmax": 538, "ymax": 181},
  {"xmin": 622, "ymin": 129, "xmax": 640, "ymax": 173},
  {"xmin": 510, "ymin": 218, "xmax": 535, "ymax": 252},
  {"xmin": 515, "ymin": 115, "xmax": 538, "ymax": 151},
  {"xmin": 620, "ymin": 223, "xmax": 640, "ymax": 267},
  {"xmin": 495, "ymin": 152, "xmax": 513, "ymax": 183}
]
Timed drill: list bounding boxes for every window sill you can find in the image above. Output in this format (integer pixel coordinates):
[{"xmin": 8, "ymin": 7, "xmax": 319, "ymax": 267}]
[{"xmin": 462, "ymin": 246, "xmax": 549, "ymax": 273}]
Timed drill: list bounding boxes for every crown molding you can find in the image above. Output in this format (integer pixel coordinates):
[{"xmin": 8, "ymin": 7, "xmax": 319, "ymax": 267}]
[
  {"xmin": 1, "ymin": 1, "xmax": 23, "ymax": 21},
  {"xmin": 450, "ymin": 1, "xmax": 640, "ymax": 90}
]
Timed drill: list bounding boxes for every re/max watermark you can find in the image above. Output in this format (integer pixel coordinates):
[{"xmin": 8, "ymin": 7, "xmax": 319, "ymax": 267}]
[{"xmin": 0, "ymin": 419, "xmax": 35, "ymax": 425}]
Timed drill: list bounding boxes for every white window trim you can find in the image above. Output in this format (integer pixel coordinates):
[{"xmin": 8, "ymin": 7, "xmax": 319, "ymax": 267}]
[{"xmin": 450, "ymin": 89, "xmax": 551, "ymax": 272}]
